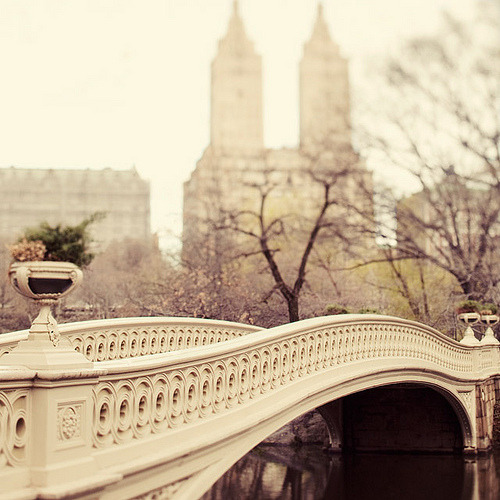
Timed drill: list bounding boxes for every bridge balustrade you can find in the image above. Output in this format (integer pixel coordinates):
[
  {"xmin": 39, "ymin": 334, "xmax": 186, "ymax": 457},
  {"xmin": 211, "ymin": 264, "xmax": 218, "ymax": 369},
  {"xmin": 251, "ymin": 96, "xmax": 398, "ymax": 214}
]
[
  {"xmin": 0, "ymin": 317, "xmax": 261, "ymax": 361},
  {"xmin": 0, "ymin": 314, "xmax": 499, "ymax": 499},
  {"xmin": 91, "ymin": 315, "xmax": 493, "ymax": 451}
]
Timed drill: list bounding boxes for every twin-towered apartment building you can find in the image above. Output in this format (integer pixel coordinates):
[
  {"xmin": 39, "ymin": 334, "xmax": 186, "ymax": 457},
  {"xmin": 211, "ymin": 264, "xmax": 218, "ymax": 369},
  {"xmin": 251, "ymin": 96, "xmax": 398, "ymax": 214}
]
[{"xmin": 182, "ymin": 2, "xmax": 374, "ymax": 261}]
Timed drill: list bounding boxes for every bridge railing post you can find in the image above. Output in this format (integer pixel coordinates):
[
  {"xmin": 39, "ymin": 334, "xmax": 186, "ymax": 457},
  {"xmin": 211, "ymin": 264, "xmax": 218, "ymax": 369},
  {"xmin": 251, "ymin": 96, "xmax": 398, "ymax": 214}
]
[
  {"xmin": 1, "ymin": 338, "xmax": 119, "ymax": 496},
  {"xmin": 27, "ymin": 367, "xmax": 104, "ymax": 489}
]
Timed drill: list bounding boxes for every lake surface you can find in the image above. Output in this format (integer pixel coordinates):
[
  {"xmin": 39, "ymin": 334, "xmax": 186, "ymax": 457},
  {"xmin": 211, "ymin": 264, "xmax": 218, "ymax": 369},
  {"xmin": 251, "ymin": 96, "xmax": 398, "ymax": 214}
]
[{"xmin": 203, "ymin": 445, "xmax": 500, "ymax": 499}]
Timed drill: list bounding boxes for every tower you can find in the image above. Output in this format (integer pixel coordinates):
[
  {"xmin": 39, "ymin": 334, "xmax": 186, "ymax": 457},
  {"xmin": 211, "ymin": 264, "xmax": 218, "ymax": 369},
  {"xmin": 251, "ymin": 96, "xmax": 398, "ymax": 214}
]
[
  {"xmin": 210, "ymin": 0, "xmax": 264, "ymax": 155},
  {"xmin": 183, "ymin": 2, "xmax": 374, "ymax": 270},
  {"xmin": 299, "ymin": 4, "xmax": 350, "ymax": 148}
]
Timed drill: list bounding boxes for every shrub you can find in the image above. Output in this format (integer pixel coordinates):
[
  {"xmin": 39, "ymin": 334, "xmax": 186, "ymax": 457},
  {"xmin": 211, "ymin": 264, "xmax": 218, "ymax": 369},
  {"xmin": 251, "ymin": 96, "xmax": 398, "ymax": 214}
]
[
  {"xmin": 480, "ymin": 303, "xmax": 498, "ymax": 315},
  {"xmin": 10, "ymin": 213, "xmax": 104, "ymax": 268},
  {"xmin": 325, "ymin": 304, "xmax": 350, "ymax": 315},
  {"xmin": 357, "ymin": 307, "xmax": 381, "ymax": 315},
  {"xmin": 455, "ymin": 300, "xmax": 481, "ymax": 314},
  {"xmin": 9, "ymin": 239, "xmax": 46, "ymax": 262}
]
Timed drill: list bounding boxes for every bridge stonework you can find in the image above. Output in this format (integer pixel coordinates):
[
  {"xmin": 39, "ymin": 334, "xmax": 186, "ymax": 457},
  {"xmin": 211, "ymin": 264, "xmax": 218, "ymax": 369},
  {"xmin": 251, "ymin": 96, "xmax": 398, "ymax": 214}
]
[
  {"xmin": 340, "ymin": 385, "xmax": 463, "ymax": 453},
  {"xmin": 0, "ymin": 314, "xmax": 498, "ymax": 499},
  {"xmin": 476, "ymin": 379, "xmax": 498, "ymax": 451}
]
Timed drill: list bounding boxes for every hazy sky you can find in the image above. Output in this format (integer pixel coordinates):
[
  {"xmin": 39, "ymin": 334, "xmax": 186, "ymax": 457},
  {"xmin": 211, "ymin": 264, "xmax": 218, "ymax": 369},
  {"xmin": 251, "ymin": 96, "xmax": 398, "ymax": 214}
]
[{"xmin": 0, "ymin": 0, "xmax": 479, "ymax": 238}]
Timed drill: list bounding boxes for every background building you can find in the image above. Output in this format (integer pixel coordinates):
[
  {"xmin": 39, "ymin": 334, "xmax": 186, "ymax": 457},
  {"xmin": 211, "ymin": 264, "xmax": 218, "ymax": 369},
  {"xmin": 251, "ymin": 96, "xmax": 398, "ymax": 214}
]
[
  {"xmin": 183, "ymin": 2, "xmax": 374, "ymax": 263},
  {"xmin": 0, "ymin": 166, "xmax": 150, "ymax": 248}
]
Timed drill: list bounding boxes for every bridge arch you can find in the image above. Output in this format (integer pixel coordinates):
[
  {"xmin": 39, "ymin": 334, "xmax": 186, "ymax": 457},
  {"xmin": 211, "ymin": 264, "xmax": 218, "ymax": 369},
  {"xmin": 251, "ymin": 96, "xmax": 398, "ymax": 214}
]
[
  {"xmin": 219, "ymin": 368, "xmax": 476, "ymax": 455},
  {"xmin": 319, "ymin": 381, "xmax": 471, "ymax": 454},
  {"xmin": 178, "ymin": 366, "xmax": 477, "ymax": 499}
]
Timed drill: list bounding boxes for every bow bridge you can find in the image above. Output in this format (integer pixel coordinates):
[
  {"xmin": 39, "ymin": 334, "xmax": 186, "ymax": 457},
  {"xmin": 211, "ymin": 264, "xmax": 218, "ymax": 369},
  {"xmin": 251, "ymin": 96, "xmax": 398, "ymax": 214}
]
[{"xmin": 0, "ymin": 314, "xmax": 498, "ymax": 499}]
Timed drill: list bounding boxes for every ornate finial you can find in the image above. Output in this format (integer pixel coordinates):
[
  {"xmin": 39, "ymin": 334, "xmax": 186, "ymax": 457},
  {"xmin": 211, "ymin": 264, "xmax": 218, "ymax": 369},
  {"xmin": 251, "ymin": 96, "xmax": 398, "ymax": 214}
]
[
  {"xmin": 217, "ymin": 0, "xmax": 255, "ymax": 57},
  {"xmin": 308, "ymin": 1, "xmax": 332, "ymax": 44},
  {"xmin": 318, "ymin": 2, "xmax": 324, "ymax": 18}
]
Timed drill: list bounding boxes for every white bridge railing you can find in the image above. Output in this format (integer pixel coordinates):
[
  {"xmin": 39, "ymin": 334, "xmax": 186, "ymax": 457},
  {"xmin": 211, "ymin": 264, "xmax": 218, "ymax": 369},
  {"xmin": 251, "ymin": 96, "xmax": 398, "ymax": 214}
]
[
  {"xmin": 91, "ymin": 314, "xmax": 497, "ymax": 449},
  {"xmin": 0, "ymin": 317, "xmax": 261, "ymax": 361},
  {"xmin": 0, "ymin": 314, "xmax": 499, "ymax": 499}
]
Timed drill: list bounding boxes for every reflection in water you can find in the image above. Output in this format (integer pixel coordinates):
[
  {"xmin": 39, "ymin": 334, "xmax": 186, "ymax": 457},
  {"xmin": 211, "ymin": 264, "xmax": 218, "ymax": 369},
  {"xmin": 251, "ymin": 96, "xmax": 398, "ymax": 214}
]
[
  {"xmin": 326, "ymin": 454, "xmax": 467, "ymax": 500},
  {"xmin": 203, "ymin": 446, "xmax": 500, "ymax": 500},
  {"xmin": 202, "ymin": 446, "xmax": 330, "ymax": 500}
]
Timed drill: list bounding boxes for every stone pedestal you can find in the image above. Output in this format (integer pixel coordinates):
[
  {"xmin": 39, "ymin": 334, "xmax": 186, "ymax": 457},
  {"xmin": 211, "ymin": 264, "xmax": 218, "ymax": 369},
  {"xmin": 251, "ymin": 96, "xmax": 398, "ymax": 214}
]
[
  {"xmin": 2, "ymin": 337, "xmax": 92, "ymax": 371},
  {"xmin": 1, "ymin": 262, "xmax": 120, "ymax": 496},
  {"xmin": 1, "ymin": 340, "xmax": 118, "ymax": 493},
  {"xmin": 480, "ymin": 315, "xmax": 499, "ymax": 346},
  {"xmin": 459, "ymin": 313, "xmax": 481, "ymax": 345}
]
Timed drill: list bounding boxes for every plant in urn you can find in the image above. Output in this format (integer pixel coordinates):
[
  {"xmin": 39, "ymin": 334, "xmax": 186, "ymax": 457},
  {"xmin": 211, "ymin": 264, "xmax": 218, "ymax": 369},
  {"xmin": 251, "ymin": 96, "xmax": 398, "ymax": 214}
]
[
  {"xmin": 4, "ymin": 215, "xmax": 101, "ymax": 369},
  {"xmin": 457, "ymin": 300, "xmax": 481, "ymax": 345}
]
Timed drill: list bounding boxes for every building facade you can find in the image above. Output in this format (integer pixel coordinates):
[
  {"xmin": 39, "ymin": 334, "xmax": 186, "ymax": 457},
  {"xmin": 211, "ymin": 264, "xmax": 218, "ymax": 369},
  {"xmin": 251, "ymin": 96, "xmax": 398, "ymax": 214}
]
[
  {"xmin": 183, "ymin": 2, "xmax": 373, "ymax": 264},
  {"xmin": 0, "ymin": 166, "xmax": 150, "ymax": 248}
]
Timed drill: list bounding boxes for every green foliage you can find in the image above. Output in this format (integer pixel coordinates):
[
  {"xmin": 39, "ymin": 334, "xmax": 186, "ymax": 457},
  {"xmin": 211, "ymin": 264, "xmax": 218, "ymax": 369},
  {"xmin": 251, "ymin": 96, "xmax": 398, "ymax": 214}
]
[
  {"xmin": 325, "ymin": 304, "xmax": 381, "ymax": 316},
  {"xmin": 455, "ymin": 300, "xmax": 482, "ymax": 314},
  {"xmin": 480, "ymin": 303, "xmax": 498, "ymax": 315},
  {"xmin": 357, "ymin": 307, "xmax": 381, "ymax": 315},
  {"xmin": 361, "ymin": 257, "xmax": 460, "ymax": 332},
  {"xmin": 325, "ymin": 304, "xmax": 350, "ymax": 315},
  {"xmin": 20, "ymin": 213, "xmax": 104, "ymax": 268}
]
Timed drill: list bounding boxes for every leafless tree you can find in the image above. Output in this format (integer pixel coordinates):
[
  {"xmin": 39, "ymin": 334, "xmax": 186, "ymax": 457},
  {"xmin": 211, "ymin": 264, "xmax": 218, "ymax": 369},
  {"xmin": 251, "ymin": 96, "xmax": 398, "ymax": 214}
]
[
  {"xmin": 214, "ymin": 144, "xmax": 371, "ymax": 323},
  {"xmin": 75, "ymin": 238, "xmax": 164, "ymax": 318},
  {"xmin": 357, "ymin": 9, "xmax": 500, "ymax": 304}
]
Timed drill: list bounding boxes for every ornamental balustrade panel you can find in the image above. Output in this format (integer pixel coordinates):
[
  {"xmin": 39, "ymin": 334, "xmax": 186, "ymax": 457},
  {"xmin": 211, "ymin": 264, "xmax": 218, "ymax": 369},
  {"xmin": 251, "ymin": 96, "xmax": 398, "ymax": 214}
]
[
  {"xmin": 91, "ymin": 316, "xmax": 477, "ymax": 450},
  {"xmin": 0, "ymin": 317, "xmax": 261, "ymax": 361},
  {"xmin": 0, "ymin": 386, "xmax": 30, "ymax": 470},
  {"xmin": 477, "ymin": 347, "xmax": 500, "ymax": 373}
]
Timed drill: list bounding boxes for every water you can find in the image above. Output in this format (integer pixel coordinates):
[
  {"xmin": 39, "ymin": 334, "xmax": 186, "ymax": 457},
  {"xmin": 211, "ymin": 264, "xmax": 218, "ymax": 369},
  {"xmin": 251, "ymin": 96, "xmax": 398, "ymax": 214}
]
[{"xmin": 203, "ymin": 445, "xmax": 500, "ymax": 499}]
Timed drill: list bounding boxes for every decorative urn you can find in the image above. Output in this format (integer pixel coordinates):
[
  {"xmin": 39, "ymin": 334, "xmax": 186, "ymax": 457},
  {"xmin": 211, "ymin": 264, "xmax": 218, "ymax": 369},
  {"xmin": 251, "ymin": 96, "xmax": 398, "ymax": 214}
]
[
  {"xmin": 480, "ymin": 313, "xmax": 499, "ymax": 345},
  {"xmin": 457, "ymin": 312, "xmax": 480, "ymax": 325},
  {"xmin": 3, "ymin": 218, "xmax": 98, "ymax": 369},
  {"xmin": 8, "ymin": 261, "xmax": 83, "ymax": 347},
  {"xmin": 458, "ymin": 312, "xmax": 481, "ymax": 345},
  {"xmin": 9, "ymin": 261, "xmax": 83, "ymax": 301}
]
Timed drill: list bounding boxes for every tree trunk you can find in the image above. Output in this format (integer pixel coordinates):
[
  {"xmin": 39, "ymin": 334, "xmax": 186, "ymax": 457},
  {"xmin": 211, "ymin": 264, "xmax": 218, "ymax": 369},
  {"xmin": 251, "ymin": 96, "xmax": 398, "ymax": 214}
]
[
  {"xmin": 287, "ymin": 296, "xmax": 300, "ymax": 323},
  {"xmin": 460, "ymin": 277, "xmax": 489, "ymax": 302}
]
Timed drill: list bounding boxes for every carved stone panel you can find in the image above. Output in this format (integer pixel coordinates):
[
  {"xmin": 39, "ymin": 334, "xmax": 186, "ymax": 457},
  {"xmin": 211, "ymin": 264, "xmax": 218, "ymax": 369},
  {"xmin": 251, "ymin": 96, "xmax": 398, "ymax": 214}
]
[
  {"xmin": 57, "ymin": 401, "xmax": 84, "ymax": 448},
  {"xmin": 0, "ymin": 389, "xmax": 29, "ymax": 468}
]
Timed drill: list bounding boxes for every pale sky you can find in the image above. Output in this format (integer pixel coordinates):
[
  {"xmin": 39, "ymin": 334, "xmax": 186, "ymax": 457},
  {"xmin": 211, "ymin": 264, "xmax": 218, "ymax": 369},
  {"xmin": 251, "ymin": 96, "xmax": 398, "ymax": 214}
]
[{"xmin": 0, "ymin": 0, "xmax": 479, "ymax": 240}]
